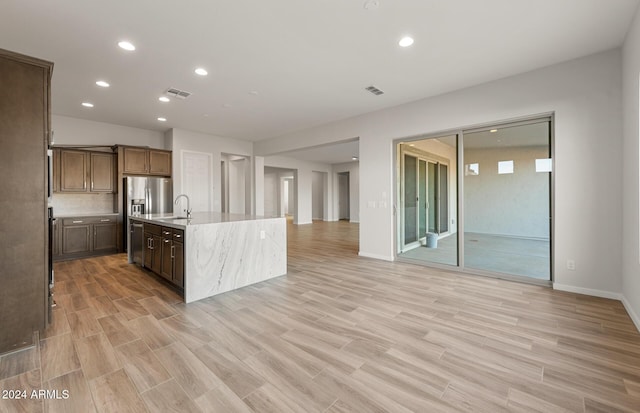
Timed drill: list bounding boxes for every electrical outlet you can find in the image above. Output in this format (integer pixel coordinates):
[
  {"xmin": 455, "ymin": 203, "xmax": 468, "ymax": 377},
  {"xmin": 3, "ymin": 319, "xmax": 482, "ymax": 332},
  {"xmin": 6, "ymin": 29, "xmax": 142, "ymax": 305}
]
[{"xmin": 566, "ymin": 259, "xmax": 575, "ymax": 270}]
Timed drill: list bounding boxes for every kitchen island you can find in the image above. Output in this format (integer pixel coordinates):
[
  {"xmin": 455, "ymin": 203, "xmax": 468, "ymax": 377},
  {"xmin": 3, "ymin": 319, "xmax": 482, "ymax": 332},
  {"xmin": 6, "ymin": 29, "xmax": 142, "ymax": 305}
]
[{"xmin": 129, "ymin": 212, "xmax": 287, "ymax": 303}]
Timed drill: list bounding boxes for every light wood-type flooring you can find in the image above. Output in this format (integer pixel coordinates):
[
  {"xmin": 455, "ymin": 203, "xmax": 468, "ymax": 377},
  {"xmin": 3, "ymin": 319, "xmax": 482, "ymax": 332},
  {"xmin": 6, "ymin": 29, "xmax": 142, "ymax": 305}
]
[{"xmin": 1, "ymin": 220, "xmax": 640, "ymax": 412}]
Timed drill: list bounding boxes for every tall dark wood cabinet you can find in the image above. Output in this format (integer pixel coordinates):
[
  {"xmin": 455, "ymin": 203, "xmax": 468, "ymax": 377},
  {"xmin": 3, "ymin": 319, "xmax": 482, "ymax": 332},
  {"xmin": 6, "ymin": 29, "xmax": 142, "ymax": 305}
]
[{"xmin": 0, "ymin": 49, "xmax": 52, "ymax": 354}]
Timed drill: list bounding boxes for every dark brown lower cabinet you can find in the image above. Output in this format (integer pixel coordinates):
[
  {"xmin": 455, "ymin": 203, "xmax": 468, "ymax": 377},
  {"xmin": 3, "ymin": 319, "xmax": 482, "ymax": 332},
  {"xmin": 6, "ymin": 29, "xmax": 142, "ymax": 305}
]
[
  {"xmin": 62, "ymin": 224, "xmax": 91, "ymax": 255},
  {"xmin": 56, "ymin": 216, "xmax": 118, "ymax": 261},
  {"xmin": 144, "ymin": 223, "xmax": 184, "ymax": 288},
  {"xmin": 143, "ymin": 224, "xmax": 162, "ymax": 275},
  {"xmin": 93, "ymin": 222, "xmax": 117, "ymax": 251},
  {"xmin": 173, "ymin": 240, "xmax": 184, "ymax": 287},
  {"xmin": 160, "ymin": 237, "xmax": 173, "ymax": 281}
]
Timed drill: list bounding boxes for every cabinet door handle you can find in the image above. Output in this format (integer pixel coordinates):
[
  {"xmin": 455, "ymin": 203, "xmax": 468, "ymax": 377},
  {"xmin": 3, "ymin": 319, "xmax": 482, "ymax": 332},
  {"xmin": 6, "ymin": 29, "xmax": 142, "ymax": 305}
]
[
  {"xmin": 72, "ymin": 220, "xmax": 83, "ymax": 224},
  {"xmin": 100, "ymin": 219, "xmax": 110, "ymax": 222},
  {"xmin": 171, "ymin": 245, "xmax": 175, "ymax": 259}
]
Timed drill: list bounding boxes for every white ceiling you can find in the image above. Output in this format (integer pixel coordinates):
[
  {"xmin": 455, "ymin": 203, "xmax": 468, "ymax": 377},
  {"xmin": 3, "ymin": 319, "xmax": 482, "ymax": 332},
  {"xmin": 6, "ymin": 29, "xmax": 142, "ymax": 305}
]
[{"xmin": 1, "ymin": 0, "xmax": 638, "ymax": 145}]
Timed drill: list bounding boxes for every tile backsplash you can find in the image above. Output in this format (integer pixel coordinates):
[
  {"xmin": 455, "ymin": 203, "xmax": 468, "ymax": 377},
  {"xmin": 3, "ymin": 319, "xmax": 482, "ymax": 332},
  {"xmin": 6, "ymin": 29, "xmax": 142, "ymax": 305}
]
[{"xmin": 51, "ymin": 193, "xmax": 116, "ymax": 215}]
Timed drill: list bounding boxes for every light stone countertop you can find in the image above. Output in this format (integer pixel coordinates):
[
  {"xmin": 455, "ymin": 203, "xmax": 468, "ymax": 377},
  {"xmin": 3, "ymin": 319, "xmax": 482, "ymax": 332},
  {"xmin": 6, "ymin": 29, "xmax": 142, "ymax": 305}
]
[
  {"xmin": 55, "ymin": 212, "xmax": 119, "ymax": 218},
  {"xmin": 129, "ymin": 212, "xmax": 282, "ymax": 229}
]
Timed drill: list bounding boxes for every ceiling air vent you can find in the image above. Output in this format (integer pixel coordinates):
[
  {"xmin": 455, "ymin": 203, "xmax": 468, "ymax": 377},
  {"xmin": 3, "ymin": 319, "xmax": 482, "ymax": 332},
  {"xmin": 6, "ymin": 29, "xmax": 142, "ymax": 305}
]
[
  {"xmin": 165, "ymin": 88, "xmax": 193, "ymax": 99},
  {"xmin": 365, "ymin": 85, "xmax": 384, "ymax": 96}
]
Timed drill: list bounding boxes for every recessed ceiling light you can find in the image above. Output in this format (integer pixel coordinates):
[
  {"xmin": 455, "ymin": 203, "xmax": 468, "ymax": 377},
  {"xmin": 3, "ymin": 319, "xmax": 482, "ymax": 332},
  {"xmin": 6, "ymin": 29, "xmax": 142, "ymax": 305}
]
[
  {"xmin": 96, "ymin": 80, "xmax": 110, "ymax": 88},
  {"xmin": 363, "ymin": 0, "xmax": 379, "ymax": 10},
  {"xmin": 157, "ymin": 117, "xmax": 167, "ymax": 122},
  {"xmin": 81, "ymin": 102, "xmax": 94, "ymax": 108},
  {"xmin": 158, "ymin": 96, "xmax": 170, "ymax": 103},
  {"xmin": 195, "ymin": 68, "xmax": 208, "ymax": 76},
  {"xmin": 409, "ymin": 144, "xmax": 415, "ymax": 147},
  {"xmin": 399, "ymin": 36, "xmax": 414, "ymax": 47},
  {"xmin": 490, "ymin": 129, "xmax": 498, "ymax": 133},
  {"xmin": 118, "ymin": 41, "xmax": 135, "ymax": 51}
]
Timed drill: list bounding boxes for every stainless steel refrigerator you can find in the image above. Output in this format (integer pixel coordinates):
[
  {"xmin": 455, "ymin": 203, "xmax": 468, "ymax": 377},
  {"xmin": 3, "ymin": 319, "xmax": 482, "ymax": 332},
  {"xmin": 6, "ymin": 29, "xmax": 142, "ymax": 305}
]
[{"xmin": 124, "ymin": 176, "xmax": 173, "ymax": 255}]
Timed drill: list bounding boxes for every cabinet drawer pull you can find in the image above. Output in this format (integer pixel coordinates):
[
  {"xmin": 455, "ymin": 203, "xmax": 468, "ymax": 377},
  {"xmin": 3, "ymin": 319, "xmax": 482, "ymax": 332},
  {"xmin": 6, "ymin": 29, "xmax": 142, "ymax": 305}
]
[
  {"xmin": 174, "ymin": 234, "xmax": 181, "ymax": 238},
  {"xmin": 162, "ymin": 231, "xmax": 171, "ymax": 235},
  {"xmin": 72, "ymin": 220, "xmax": 83, "ymax": 224},
  {"xmin": 100, "ymin": 219, "xmax": 110, "ymax": 222},
  {"xmin": 164, "ymin": 239, "xmax": 170, "ymax": 243}
]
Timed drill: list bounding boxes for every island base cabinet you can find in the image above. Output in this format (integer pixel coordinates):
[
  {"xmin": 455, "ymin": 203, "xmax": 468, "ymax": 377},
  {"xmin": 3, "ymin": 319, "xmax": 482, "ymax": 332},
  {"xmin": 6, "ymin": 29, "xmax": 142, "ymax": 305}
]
[
  {"xmin": 173, "ymin": 241, "xmax": 184, "ymax": 287},
  {"xmin": 142, "ymin": 223, "xmax": 184, "ymax": 288},
  {"xmin": 160, "ymin": 237, "xmax": 173, "ymax": 282},
  {"xmin": 144, "ymin": 232, "xmax": 162, "ymax": 275}
]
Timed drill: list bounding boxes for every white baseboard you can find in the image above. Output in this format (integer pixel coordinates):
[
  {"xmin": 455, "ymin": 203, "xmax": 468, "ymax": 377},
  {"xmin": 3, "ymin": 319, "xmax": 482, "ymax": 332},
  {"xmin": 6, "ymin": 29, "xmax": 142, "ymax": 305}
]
[
  {"xmin": 358, "ymin": 251, "xmax": 394, "ymax": 261},
  {"xmin": 349, "ymin": 220, "xmax": 360, "ymax": 224},
  {"xmin": 621, "ymin": 295, "xmax": 640, "ymax": 333},
  {"xmin": 552, "ymin": 283, "xmax": 622, "ymax": 300},
  {"xmin": 293, "ymin": 221, "xmax": 313, "ymax": 225},
  {"xmin": 553, "ymin": 283, "xmax": 640, "ymax": 333}
]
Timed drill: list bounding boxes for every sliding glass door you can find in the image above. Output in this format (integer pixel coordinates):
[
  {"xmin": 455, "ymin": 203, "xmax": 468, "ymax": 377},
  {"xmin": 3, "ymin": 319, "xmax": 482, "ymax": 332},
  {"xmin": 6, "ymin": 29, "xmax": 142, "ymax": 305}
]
[
  {"xmin": 399, "ymin": 136, "xmax": 457, "ymax": 266},
  {"xmin": 463, "ymin": 121, "xmax": 551, "ymax": 280},
  {"xmin": 397, "ymin": 119, "xmax": 552, "ymax": 283}
]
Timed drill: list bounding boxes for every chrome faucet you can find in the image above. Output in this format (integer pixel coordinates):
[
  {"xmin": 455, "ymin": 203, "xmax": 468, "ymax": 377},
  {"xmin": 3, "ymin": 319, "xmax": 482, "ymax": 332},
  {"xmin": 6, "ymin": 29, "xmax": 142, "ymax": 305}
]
[{"xmin": 174, "ymin": 194, "xmax": 192, "ymax": 219}]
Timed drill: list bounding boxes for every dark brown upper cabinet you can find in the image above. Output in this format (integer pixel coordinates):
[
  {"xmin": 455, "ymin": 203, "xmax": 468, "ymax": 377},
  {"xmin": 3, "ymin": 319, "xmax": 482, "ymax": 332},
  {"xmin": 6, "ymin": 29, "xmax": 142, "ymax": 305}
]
[
  {"xmin": 60, "ymin": 150, "xmax": 87, "ymax": 192},
  {"xmin": 122, "ymin": 146, "xmax": 171, "ymax": 176},
  {"xmin": 90, "ymin": 152, "xmax": 115, "ymax": 192},
  {"xmin": 55, "ymin": 149, "xmax": 115, "ymax": 193}
]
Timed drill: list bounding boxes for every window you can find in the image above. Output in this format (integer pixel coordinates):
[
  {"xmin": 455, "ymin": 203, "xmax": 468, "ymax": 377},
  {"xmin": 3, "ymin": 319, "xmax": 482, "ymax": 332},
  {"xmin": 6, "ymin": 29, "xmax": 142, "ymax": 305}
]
[
  {"xmin": 498, "ymin": 160, "xmax": 514, "ymax": 174},
  {"xmin": 535, "ymin": 158, "xmax": 552, "ymax": 172},
  {"xmin": 465, "ymin": 163, "xmax": 479, "ymax": 176}
]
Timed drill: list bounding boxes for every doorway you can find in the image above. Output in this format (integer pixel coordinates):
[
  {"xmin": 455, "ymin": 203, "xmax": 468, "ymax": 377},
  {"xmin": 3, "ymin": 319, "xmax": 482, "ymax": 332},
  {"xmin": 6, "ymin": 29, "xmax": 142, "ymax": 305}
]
[{"xmin": 221, "ymin": 154, "xmax": 250, "ymax": 214}]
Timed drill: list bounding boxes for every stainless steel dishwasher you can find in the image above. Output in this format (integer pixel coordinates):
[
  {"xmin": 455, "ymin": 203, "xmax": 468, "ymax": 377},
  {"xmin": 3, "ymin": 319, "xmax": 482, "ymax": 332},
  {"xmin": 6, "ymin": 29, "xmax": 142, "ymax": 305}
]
[{"xmin": 130, "ymin": 221, "xmax": 144, "ymax": 265}]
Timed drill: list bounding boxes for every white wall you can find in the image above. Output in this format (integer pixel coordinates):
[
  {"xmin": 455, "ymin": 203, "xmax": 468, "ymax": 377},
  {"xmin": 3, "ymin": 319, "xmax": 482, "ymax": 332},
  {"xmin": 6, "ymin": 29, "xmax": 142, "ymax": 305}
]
[
  {"xmin": 264, "ymin": 172, "xmax": 278, "ymax": 217},
  {"xmin": 169, "ymin": 128, "xmax": 253, "ymax": 214},
  {"xmin": 332, "ymin": 162, "xmax": 360, "ymax": 223},
  {"xmin": 622, "ymin": 7, "xmax": 640, "ymax": 329},
  {"xmin": 263, "ymin": 155, "xmax": 333, "ymax": 225},
  {"xmin": 256, "ymin": 50, "xmax": 623, "ymax": 294},
  {"xmin": 52, "ymin": 115, "xmax": 165, "ymax": 148},
  {"xmin": 229, "ymin": 158, "xmax": 246, "ymax": 214},
  {"xmin": 464, "ymin": 146, "xmax": 550, "ymax": 238},
  {"xmin": 312, "ymin": 171, "xmax": 325, "ymax": 220}
]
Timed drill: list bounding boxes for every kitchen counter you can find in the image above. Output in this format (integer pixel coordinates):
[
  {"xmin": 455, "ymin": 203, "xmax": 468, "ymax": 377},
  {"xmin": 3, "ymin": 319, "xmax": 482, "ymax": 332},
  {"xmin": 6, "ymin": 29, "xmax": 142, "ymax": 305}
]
[
  {"xmin": 128, "ymin": 211, "xmax": 277, "ymax": 228},
  {"xmin": 129, "ymin": 212, "xmax": 287, "ymax": 303},
  {"xmin": 55, "ymin": 212, "xmax": 119, "ymax": 218}
]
